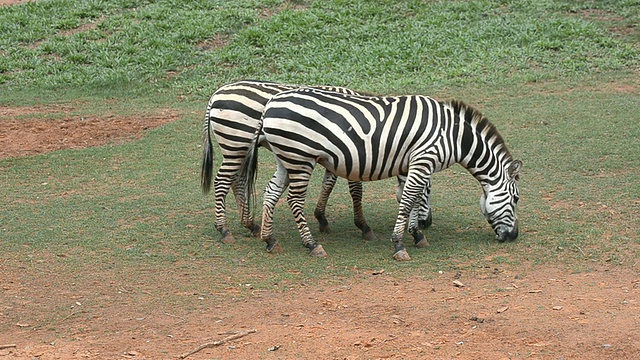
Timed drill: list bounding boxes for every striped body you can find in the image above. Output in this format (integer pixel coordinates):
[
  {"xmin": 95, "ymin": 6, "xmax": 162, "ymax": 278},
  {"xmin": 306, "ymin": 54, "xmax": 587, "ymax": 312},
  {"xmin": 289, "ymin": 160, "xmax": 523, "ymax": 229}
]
[
  {"xmin": 201, "ymin": 80, "xmax": 432, "ymax": 244},
  {"xmin": 240, "ymin": 88, "xmax": 521, "ymax": 260}
]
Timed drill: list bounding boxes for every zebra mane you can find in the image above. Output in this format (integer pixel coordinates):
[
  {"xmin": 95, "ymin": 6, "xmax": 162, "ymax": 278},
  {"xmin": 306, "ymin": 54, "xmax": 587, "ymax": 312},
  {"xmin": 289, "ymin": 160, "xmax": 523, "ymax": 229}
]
[{"xmin": 444, "ymin": 99, "xmax": 512, "ymax": 160}]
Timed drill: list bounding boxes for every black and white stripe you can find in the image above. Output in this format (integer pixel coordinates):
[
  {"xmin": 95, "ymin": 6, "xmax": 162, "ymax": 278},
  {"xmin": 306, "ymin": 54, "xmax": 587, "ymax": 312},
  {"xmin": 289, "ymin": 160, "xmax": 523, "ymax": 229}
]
[
  {"xmin": 200, "ymin": 80, "xmax": 432, "ymax": 244},
  {"xmin": 240, "ymin": 88, "xmax": 521, "ymax": 260}
]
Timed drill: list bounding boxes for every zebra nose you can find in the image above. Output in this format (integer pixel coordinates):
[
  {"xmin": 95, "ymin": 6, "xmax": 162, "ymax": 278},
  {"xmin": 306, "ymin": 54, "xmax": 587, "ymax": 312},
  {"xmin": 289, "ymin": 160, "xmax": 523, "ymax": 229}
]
[{"xmin": 496, "ymin": 220, "xmax": 519, "ymax": 242}]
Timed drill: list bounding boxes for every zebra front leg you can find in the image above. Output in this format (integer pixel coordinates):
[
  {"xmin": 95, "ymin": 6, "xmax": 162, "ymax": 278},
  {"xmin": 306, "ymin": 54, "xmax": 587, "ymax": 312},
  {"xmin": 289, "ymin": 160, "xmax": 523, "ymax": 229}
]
[
  {"xmin": 314, "ymin": 170, "xmax": 337, "ymax": 233},
  {"xmin": 288, "ymin": 170, "xmax": 326, "ymax": 257},
  {"xmin": 260, "ymin": 164, "xmax": 289, "ymax": 253},
  {"xmin": 347, "ymin": 180, "xmax": 375, "ymax": 241},
  {"xmin": 409, "ymin": 202, "xmax": 429, "ymax": 248},
  {"xmin": 391, "ymin": 212, "xmax": 410, "ymax": 261},
  {"xmin": 418, "ymin": 178, "xmax": 433, "ymax": 230},
  {"xmin": 392, "ymin": 170, "xmax": 429, "ymax": 260},
  {"xmin": 397, "ymin": 176, "xmax": 433, "ymax": 230}
]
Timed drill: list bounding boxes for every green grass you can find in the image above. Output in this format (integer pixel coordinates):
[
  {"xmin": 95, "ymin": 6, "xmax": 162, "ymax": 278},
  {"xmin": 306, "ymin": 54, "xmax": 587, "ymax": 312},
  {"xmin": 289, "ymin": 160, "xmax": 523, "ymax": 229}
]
[
  {"xmin": 1, "ymin": 0, "xmax": 639, "ymax": 293},
  {"xmin": 1, "ymin": 0, "xmax": 638, "ymax": 95}
]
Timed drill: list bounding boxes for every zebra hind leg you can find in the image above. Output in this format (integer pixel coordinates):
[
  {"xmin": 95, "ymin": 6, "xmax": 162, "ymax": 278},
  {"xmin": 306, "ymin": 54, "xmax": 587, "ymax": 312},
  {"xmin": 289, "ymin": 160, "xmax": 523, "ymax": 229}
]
[
  {"xmin": 314, "ymin": 170, "xmax": 337, "ymax": 233},
  {"xmin": 232, "ymin": 177, "xmax": 260, "ymax": 237},
  {"xmin": 260, "ymin": 165, "xmax": 289, "ymax": 254},
  {"xmin": 213, "ymin": 168, "xmax": 236, "ymax": 244},
  {"xmin": 288, "ymin": 170, "xmax": 327, "ymax": 257},
  {"xmin": 348, "ymin": 180, "xmax": 375, "ymax": 241}
]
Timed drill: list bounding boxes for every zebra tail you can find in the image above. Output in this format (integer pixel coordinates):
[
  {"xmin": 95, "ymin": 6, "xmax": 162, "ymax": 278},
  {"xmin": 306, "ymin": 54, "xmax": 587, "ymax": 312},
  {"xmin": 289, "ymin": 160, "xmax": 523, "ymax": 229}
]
[
  {"xmin": 237, "ymin": 129, "xmax": 261, "ymax": 215},
  {"xmin": 200, "ymin": 103, "xmax": 215, "ymax": 194}
]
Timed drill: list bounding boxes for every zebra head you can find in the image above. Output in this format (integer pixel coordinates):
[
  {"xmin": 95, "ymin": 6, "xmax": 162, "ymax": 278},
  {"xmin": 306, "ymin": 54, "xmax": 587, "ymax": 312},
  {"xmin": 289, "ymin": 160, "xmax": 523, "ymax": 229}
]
[{"xmin": 480, "ymin": 160, "xmax": 522, "ymax": 242}]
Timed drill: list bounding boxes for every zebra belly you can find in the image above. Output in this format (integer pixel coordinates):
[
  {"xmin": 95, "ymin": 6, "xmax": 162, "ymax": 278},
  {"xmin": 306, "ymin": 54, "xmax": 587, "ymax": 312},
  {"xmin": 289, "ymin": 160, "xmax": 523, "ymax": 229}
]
[
  {"xmin": 317, "ymin": 158, "xmax": 407, "ymax": 182},
  {"xmin": 264, "ymin": 118, "xmax": 411, "ymax": 182}
]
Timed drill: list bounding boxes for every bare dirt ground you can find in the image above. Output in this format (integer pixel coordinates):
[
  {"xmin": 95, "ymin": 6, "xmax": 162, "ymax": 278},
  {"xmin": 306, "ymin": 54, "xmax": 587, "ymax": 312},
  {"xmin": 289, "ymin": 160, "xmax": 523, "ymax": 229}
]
[
  {"xmin": 1, "ymin": 103, "xmax": 639, "ymax": 359},
  {"xmin": 0, "ymin": 0, "xmax": 30, "ymax": 6},
  {"xmin": 0, "ymin": 104, "xmax": 179, "ymax": 159},
  {"xmin": 0, "ymin": 254, "xmax": 639, "ymax": 360}
]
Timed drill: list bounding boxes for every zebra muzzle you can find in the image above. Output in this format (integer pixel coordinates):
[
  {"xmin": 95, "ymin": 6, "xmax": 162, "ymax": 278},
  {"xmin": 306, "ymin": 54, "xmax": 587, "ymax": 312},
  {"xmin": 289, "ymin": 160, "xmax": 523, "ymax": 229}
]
[{"xmin": 495, "ymin": 221, "xmax": 519, "ymax": 242}]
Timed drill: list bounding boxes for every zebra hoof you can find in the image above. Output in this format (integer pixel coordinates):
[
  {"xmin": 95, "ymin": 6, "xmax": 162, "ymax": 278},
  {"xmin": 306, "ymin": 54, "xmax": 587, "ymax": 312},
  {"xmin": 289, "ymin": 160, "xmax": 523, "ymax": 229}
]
[
  {"xmin": 220, "ymin": 230, "xmax": 235, "ymax": 244},
  {"xmin": 414, "ymin": 237, "xmax": 429, "ymax": 248},
  {"xmin": 310, "ymin": 245, "xmax": 327, "ymax": 258},
  {"xmin": 250, "ymin": 225, "xmax": 261, "ymax": 237},
  {"xmin": 316, "ymin": 213, "xmax": 331, "ymax": 233},
  {"xmin": 362, "ymin": 229, "xmax": 375, "ymax": 241},
  {"xmin": 393, "ymin": 249, "xmax": 411, "ymax": 261},
  {"xmin": 319, "ymin": 224, "xmax": 331, "ymax": 233},
  {"xmin": 315, "ymin": 211, "xmax": 330, "ymax": 233},
  {"xmin": 418, "ymin": 216, "xmax": 433, "ymax": 230},
  {"xmin": 266, "ymin": 241, "xmax": 284, "ymax": 254},
  {"xmin": 413, "ymin": 233, "xmax": 429, "ymax": 248}
]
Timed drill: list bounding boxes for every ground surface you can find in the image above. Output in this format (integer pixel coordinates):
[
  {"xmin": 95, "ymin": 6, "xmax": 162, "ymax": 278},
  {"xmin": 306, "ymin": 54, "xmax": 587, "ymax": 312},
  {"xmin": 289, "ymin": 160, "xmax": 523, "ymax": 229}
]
[
  {"xmin": 1, "ymin": 0, "xmax": 639, "ymax": 352},
  {"xmin": 0, "ymin": 104, "xmax": 179, "ymax": 159},
  {"xmin": 1, "ymin": 103, "xmax": 639, "ymax": 359},
  {"xmin": 1, "ymin": 253, "xmax": 639, "ymax": 360},
  {"xmin": 0, "ymin": 0, "xmax": 29, "ymax": 6}
]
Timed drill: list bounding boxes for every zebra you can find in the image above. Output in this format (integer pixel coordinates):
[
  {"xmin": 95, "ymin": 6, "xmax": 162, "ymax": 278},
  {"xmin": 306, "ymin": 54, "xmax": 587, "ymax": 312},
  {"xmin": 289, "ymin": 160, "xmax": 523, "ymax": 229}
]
[
  {"xmin": 201, "ymin": 80, "xmax": 433, "ymax": 245},
  {"xmin": 239, "ymin": 87, "xmax": 521, "ymax": 260}
]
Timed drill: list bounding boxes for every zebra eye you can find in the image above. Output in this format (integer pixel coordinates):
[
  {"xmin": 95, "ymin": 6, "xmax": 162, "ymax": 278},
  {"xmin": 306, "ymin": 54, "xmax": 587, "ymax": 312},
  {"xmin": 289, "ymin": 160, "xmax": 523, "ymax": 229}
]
[{"xmin": 514, "ymin": 195, "xmax": 520, "ymax": 204}]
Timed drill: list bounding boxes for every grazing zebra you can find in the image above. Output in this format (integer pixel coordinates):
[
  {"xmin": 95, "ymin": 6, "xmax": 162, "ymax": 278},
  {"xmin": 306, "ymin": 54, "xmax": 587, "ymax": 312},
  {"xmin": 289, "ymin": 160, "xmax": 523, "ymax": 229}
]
[
  {"xmin": 201, "ymin": 80, "xmax": 432, "ymax": 244},
  {"xmin": 239, "ymin": 88, "xmax": 521, "ymax": 260}
]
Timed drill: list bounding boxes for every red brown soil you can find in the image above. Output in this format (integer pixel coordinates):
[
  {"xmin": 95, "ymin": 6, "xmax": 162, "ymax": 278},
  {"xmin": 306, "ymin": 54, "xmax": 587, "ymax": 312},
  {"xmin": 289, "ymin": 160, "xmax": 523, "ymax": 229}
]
[
  {"xmin": 0, "ymin": 0, "xmax": 30, "ymax": 6},
  {"xmin": 1, "ymin": 103, "xmax": 639, "ymax": 359},
  {"xmin": 0, "ymin": 104, "xmax": 179, "ymax": 159},
  {"xmin": 0, "ymin": 257, "xmax": 638, "ymax": 360}
]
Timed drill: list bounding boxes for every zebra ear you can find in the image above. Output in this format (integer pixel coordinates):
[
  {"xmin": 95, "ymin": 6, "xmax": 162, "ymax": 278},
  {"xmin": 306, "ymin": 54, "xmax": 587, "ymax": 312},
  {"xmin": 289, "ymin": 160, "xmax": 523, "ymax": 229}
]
[{"xmin": 507, "ymin": 160, "xmax": 522, "ymax": 180}]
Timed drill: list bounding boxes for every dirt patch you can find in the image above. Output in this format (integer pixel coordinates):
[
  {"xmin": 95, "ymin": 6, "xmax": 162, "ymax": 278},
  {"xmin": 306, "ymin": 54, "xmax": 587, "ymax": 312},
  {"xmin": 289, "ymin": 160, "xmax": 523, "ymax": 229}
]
[
  {"xmin": 0, "ymin": 258, "xmax": 638, "ymax": 359},
  {"xmin": 0, "ymin": 105, "xmax": 180, "ymax": 158},
  {"xmin": 197, "ymin": 34, "xmax": 231, "ymax": 52},
  {"xmin": 0, "ymin": 0, "xmax": 30, "ymax": 6},
  {"xmin": 57, "ymin": 21, "xmax": 100, "ymax": 38},
  {"xmin": 258, "ymin": 2, "xmax": 309, "ymax": 19},
  {"xmin": 571, "ymin": 8, "xmax": 637, "ymax": 37}
]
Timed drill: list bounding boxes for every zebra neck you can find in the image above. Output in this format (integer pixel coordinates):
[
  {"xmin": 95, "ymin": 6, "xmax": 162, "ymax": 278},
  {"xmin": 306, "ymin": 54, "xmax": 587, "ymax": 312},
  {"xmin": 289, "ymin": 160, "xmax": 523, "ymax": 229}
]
[{"xmin": 455, "ymin": 120, "xmax": 511, "ymax": 188}]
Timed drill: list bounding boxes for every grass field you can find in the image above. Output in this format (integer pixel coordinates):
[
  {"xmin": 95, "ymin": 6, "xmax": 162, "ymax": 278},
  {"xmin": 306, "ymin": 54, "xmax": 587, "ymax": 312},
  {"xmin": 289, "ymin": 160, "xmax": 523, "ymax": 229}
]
[
  {"xmin": 1, "ymin": 0, "xmax": 639, "ymax": 357},
  {"xmin": 2, "ymin": 0, "xmax": 638, "ymax": 275}
]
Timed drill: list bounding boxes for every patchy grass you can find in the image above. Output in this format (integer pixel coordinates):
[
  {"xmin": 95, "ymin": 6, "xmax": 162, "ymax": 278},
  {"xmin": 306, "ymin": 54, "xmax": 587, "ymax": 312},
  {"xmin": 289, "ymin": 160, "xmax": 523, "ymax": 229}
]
[{"xmin": 2, "ymin": 75, "xmax": 638, "ymax": 291}]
